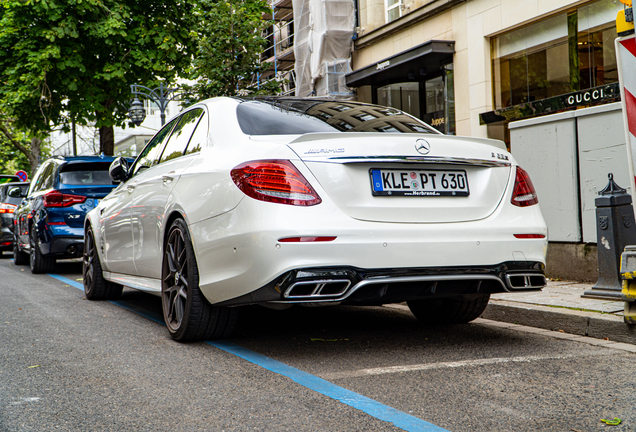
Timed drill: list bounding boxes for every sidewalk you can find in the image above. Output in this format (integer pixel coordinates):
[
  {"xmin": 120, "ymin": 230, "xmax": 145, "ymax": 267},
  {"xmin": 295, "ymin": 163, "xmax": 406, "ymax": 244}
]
[{"xmin": 483, "ymin": 280, "xmax": 636, "ymax": 344}]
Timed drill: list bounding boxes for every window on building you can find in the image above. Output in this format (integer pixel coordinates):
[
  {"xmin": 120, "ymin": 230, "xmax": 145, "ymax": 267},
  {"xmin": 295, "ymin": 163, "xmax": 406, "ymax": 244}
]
[
  {"xmin": 385, "ymin": 0, "xmax": 402, "ymax": 23},
  {"xmin": 491, "ymin": 0, "xmax": 622, "ymax": 110}
]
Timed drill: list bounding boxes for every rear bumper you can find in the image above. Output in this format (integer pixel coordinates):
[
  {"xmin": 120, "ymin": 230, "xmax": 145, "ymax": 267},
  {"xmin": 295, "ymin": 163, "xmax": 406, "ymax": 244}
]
[
  {"xmin": 217, "ymin": 261, "xmax": 546, "ymax": 306},
  {"xmin": 40, "ymin": 235, "xmax": 84, "ymax": 258},
  {"xmin": 191, "ymin": 195, "xmax": 547, "ymax": 305}
]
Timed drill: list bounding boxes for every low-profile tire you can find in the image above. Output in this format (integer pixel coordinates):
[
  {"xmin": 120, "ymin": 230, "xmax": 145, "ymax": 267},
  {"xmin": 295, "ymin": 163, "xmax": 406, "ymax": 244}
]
[
  {"xmin": 83, "ymin": 226, "xmax": 122, "ymax": 300},
  {"xmin": 13, "ymin": 235, "xmax": 29, "ymax": 265},
  {"xmin": 29, "ymin": 228, "xmax": 55, "ymax": 274},
  {"xmin": 162, "ymin": 218, "xmax": 238, "ymax": 342},
  {"xmin": 407, "ymin": 294, "xmax": 491, "ymax": 325}
]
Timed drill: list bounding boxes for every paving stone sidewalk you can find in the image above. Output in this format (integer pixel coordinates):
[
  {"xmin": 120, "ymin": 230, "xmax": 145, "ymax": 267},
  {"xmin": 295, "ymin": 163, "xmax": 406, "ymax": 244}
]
[{"xmin": 483, "ymin": 280, "xmax": 636, "ymax": 344}]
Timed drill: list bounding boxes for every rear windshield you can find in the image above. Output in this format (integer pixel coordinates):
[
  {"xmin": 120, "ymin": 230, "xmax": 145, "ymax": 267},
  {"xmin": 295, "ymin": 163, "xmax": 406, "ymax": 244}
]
[
  {"xmin": 237, "ymin": 100, "xmax": 438, "ymax": 135},
  {"xmin": 59, "ymin": 163, "xmax": 114, "ymax": 185},
  {"xmin": 0, "ymin": 176, "xmax": 20, "ymax": 185}
]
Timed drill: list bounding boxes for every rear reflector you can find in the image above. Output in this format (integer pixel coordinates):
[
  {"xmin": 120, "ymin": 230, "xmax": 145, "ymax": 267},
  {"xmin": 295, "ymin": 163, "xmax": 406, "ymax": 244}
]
[
  {"xmin": 47, "ymin": 221, "xmax": 67, "ymax": 226},
  {"xmin": 514, "ymin": 234, "xmax": 546, "ymax": 239},
  {"xmin": 278, "ymin": 236, "xmax": 337, "ymax": 243},
  {"xmin": 43, "ymin": 190, "xmax": 87, "ymax": 208},
  {"xmin": 0, "ymin": 203, "xmax": 17, "ymax": 214},
  {"xmin": 511, "ymin": 166, "xmax": 539, "ymax": 207},
  {"xmin": 231, "ymin": 160, "xmax": 321, "ymax": 206}
]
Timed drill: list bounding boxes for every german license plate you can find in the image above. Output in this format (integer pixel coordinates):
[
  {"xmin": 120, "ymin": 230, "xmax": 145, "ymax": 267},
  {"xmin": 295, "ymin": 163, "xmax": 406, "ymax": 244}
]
[{"xmin": 370, "ymin": 168, "xmax": 469, "ymax": 197}]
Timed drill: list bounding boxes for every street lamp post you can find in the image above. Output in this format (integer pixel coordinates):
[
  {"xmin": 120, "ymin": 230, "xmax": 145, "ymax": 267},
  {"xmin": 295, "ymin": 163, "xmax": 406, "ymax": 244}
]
[{"xmin": 128, "ymin": 82, "xmax": 181, "ymax": 127}]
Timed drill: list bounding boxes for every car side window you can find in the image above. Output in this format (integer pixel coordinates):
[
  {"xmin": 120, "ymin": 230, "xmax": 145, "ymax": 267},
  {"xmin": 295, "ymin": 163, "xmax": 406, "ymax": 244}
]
[
  {"xmin": 131, "ymin": 117, "xmax": 179, "ymax": 177},
  {"xmin": 28, "ymin": 163, "xmax": 47, "ymax": 194},
  {"xmin": 184, "ymin": 111, "xmax": 208, "ymax": 155},
  {"xmin": 42, "ymin": 163, "xmax": 57, "ymax": 190},
  {"xmin": 32, "ymin": 163, "xmax": 54, "ymax": 193},
  {"xmin": 159, "ymin": 109, "xmax": 204, "ymax": 163}
]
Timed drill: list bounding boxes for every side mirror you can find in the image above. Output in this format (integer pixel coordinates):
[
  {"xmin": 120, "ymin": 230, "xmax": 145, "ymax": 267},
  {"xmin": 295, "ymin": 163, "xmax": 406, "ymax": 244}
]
[
  {"xmin": 7, "ymin": 187, "xmax": 25, "ymax": 198},
  {"xmin": 109, "ymin": 157, "xmax": 130, "ymax": 183}
]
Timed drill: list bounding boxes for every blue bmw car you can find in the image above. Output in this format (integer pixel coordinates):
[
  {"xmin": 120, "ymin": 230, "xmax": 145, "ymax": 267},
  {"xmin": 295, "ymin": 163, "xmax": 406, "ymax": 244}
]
[{"xmin": 13, "ymin": 155, "xmax": 133, "ymax": 273}]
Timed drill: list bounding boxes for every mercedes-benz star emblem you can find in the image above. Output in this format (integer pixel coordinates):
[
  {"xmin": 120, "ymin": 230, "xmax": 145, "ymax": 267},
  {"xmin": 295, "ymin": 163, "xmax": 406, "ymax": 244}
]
[{"xmin": 415, "ymin": 139, "xmax": 430, "ymax": 155}]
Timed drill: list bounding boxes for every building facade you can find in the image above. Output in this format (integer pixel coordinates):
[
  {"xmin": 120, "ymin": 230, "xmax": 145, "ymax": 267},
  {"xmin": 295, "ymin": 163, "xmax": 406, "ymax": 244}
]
[{"xmin": 347, "ymin": 0, "xmax": 625, "ymax": 140}]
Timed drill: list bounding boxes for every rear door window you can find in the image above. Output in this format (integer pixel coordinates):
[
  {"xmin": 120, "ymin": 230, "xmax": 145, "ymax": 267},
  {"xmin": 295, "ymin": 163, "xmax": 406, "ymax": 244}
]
[
  {"xmin": 131, "ymin": 118, "xmax": 179, "ymax": 177},
  {"xmin": 31, "ymin": 162, "xmax": 54, "ymax": 193},
  {"xmin": 159, "ymin": 109, "xmax": 204, "ymax": 163},
  {"xmin": 184, "ymin": 111, "xmax": 208, "ymax": 155}
]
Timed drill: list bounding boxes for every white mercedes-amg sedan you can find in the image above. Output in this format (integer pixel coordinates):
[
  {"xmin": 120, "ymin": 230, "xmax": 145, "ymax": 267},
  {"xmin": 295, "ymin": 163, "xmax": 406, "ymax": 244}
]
[{"xmin": 83, "ymin": 97, "xmax": 547, "ymax": 341}]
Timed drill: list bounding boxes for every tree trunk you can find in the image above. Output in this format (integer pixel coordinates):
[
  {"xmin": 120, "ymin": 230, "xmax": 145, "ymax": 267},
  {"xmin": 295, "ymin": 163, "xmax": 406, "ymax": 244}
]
[
  {"xmin": 99, "ymin": 125, "xmax": 114, "ymax": 156},
  {"xmin": 29, "ymin": 137, "xmax": 42, "ymax": 176}
]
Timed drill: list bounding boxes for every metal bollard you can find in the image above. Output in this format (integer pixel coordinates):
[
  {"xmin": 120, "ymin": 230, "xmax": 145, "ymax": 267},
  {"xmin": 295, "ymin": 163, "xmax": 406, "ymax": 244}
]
[{"xmin": 583, "ymin": 173, "xmax": 636, "ymax": 300}]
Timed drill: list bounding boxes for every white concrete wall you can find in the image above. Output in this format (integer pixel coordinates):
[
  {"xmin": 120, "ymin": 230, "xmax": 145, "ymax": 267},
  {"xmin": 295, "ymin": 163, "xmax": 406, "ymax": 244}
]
[{"xmin": 510, "ymin": 103, "xmax": 631, "ymax": 244}]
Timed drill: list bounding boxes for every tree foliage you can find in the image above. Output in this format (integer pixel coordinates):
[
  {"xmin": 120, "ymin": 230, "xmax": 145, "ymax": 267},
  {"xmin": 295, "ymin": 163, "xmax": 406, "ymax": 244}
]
[
  {"xmin": 0, "ymin": 0, "xmax": 199, "ymax": 155},
  {"xmin": 0, "ymin": 117, "xmax": 48, "ymax": 177},
  {"xmin": 185, "ymin": 0, "xmax": 280, "ymax": 99}
]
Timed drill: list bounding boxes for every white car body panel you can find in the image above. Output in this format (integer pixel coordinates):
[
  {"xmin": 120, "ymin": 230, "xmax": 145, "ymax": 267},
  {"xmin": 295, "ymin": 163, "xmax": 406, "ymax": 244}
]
[
  {"xmin": 100, "ymin": 182, "xmax": 136, "ymax": 274},
  {"xmin": 188, "ymin": 166, "xmax": 546, "ymax": 304},
  {"xmin": 85, "ymin": 96, "xmax": 548, "ymax": 309},
  {"xmin": 130, "ymin": 153, "xmax": 198, "ymax": 278}
]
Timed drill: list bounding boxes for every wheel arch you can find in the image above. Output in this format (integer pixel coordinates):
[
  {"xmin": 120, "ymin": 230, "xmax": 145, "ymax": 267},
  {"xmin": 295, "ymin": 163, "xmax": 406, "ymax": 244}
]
[{"xmin": 163, "ymin": 210, "xmax": 187, "ymax": 251}]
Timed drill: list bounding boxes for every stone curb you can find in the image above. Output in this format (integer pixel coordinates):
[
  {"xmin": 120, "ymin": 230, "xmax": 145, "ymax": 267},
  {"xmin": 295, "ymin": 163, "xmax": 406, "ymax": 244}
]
[{"xmin": 482, "ymin": 300, "xmax": 636, "ymax": 344}]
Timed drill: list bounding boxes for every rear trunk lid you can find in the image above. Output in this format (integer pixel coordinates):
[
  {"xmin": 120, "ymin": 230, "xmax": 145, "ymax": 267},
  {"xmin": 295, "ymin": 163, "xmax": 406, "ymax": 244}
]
[{"xmin": 286, "ymin": 132, "xmax": 512, "ymax": 223}]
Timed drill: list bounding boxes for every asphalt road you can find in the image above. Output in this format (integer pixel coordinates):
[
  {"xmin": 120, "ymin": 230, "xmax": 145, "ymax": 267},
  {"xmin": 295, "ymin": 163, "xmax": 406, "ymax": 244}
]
[{"xmin": 1, "ymin": 255, "xmax": 636, "ymax": 432}]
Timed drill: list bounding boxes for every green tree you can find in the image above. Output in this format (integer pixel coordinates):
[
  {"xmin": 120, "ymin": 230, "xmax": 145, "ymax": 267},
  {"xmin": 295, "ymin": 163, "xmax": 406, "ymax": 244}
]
[
  {"xmin": 0, "ymin": 115, "xmax": 47, "ymax": 177},
  {"xmin": 185, "ymin": 0, "xmax": 280, "ymax": 99},
  {"xmin": 0, "ymin": 0, "xmax": 199, "ymax": 155}
]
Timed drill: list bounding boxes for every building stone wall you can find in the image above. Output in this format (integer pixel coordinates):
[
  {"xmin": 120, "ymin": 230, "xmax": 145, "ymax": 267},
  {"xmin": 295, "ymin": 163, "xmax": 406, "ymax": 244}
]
[{"xmin": 352, "ymin": 0, "xmax": 593, "ymax": 137}]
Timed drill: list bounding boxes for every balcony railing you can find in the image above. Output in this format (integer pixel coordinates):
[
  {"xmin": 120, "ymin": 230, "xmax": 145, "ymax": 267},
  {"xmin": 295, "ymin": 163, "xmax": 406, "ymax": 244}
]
[{"xmin": 262, "ymin": 19, "xmax": 294, "ymax": 63}]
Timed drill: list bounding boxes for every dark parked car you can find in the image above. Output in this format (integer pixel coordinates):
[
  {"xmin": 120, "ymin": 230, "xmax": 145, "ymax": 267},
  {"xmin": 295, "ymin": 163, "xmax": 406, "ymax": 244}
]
[
  {"xmin": 0, "ymin": 175, "xmax": 21, "ymax": 185},
  {"xmin": 14, "ymin": 155, "xmax": 131, "ymax": 273},
  {"xmin": 0, "ymin": 181, "xmax": 29, "ymax": 256}
]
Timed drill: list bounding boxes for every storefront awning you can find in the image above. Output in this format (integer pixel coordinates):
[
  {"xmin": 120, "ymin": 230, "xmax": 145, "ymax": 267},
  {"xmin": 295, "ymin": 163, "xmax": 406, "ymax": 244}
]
[{"xmin": 345, "ymin": 40, "xmax": 455, "ymax": 88}]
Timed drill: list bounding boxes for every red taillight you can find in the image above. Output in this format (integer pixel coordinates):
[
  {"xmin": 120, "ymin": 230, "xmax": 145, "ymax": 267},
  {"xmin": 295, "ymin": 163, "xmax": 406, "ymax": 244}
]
[
  {"xmin": 43, "ymin": 190, "xmax": 87, "ymax": 208},
  {"xmin": 279, "ymin": 236, "xmax": 337, "ymax": 243},
  {"xmin": 0, "ymin": 241, "xmax": 11, "ymax": 246},
  {"xmin": 513, "ymin": 234, "xmax": 546, "ymax": 239},
  {"xmin": 511, "ymin": 167, "xmax": 538, "ymax": 207},
  {"xmin": 231, "ymin": 160, "xmax": 322, "ymax": 206},
  {"xmin": 0, "ymin": 203, "xmax": 17, "ymax": 214},
  {"xmin": 44, "ymin": 190, "xmax": 86, "ymax": 207}
]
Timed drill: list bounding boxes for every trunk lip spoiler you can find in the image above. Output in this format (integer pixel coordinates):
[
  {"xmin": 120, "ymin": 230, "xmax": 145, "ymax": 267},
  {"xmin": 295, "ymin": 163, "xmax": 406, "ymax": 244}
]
[{"xmin": 304, "ymin": 155, "xmax": 511, "ymax": 167}]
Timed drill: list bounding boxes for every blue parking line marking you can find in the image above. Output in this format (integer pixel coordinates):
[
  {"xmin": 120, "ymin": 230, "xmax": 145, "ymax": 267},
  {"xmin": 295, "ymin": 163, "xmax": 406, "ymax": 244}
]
[
  {"xmin": 209, "ymin": 340, "xmax": 450, "ymax": 432},
  {"xmin": 48, "ymin": 273, "xmax": 84, "ymax": 290},
  {"xmin": 47, "ymin": 273, "xmax": 165, "ymax": 324},
  {"xmin": 47, "ymin": 273, "xmax": 450, "ymax": 432}
]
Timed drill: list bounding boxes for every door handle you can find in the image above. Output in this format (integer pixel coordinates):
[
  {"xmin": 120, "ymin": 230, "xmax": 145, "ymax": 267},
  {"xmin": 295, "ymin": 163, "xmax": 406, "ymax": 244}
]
[
  {"xmin": 162, "ymin": 172, "xmax": 175, "ymax": 184},
  {"xmin": 127, "ymin": 185, "xmax": 136, "ymax": 193}
]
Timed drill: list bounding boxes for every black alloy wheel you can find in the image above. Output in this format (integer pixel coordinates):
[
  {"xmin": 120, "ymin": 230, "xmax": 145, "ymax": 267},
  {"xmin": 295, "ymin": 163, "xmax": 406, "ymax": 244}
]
[
  {"xmin": 29, "ymin": 227, "xmax": 54, "ymax": 274},
  {"xmin": 13, "ymin": 234, "xmax": 28, "ymax": 265},
  {"xmin": 83, "ymin": 226, "xmax": 122, "ymax": 300},
  {"xmin": 162, "ymin": 218, "xmax": 237, "ymax": 341}
]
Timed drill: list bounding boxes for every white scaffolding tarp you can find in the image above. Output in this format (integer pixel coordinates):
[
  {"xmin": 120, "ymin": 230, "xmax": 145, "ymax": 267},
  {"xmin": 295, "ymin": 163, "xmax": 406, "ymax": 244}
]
[{"xmin": 292, "ymin": 0, "xmax": 355, "ymax": 97}]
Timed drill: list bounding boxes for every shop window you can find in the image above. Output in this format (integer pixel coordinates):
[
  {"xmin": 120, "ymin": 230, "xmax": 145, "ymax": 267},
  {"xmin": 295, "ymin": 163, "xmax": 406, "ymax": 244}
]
[
  {"xmin": 377, "ymin": 82, "xmax": 420, "ymax": 119},
  {"xmin": 376, "ymin": 71, "xmax": 455, "ymax": 135},
  {"xmin": 491, "ymin": 0, "xmax": 621, "ymax": 110}
]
